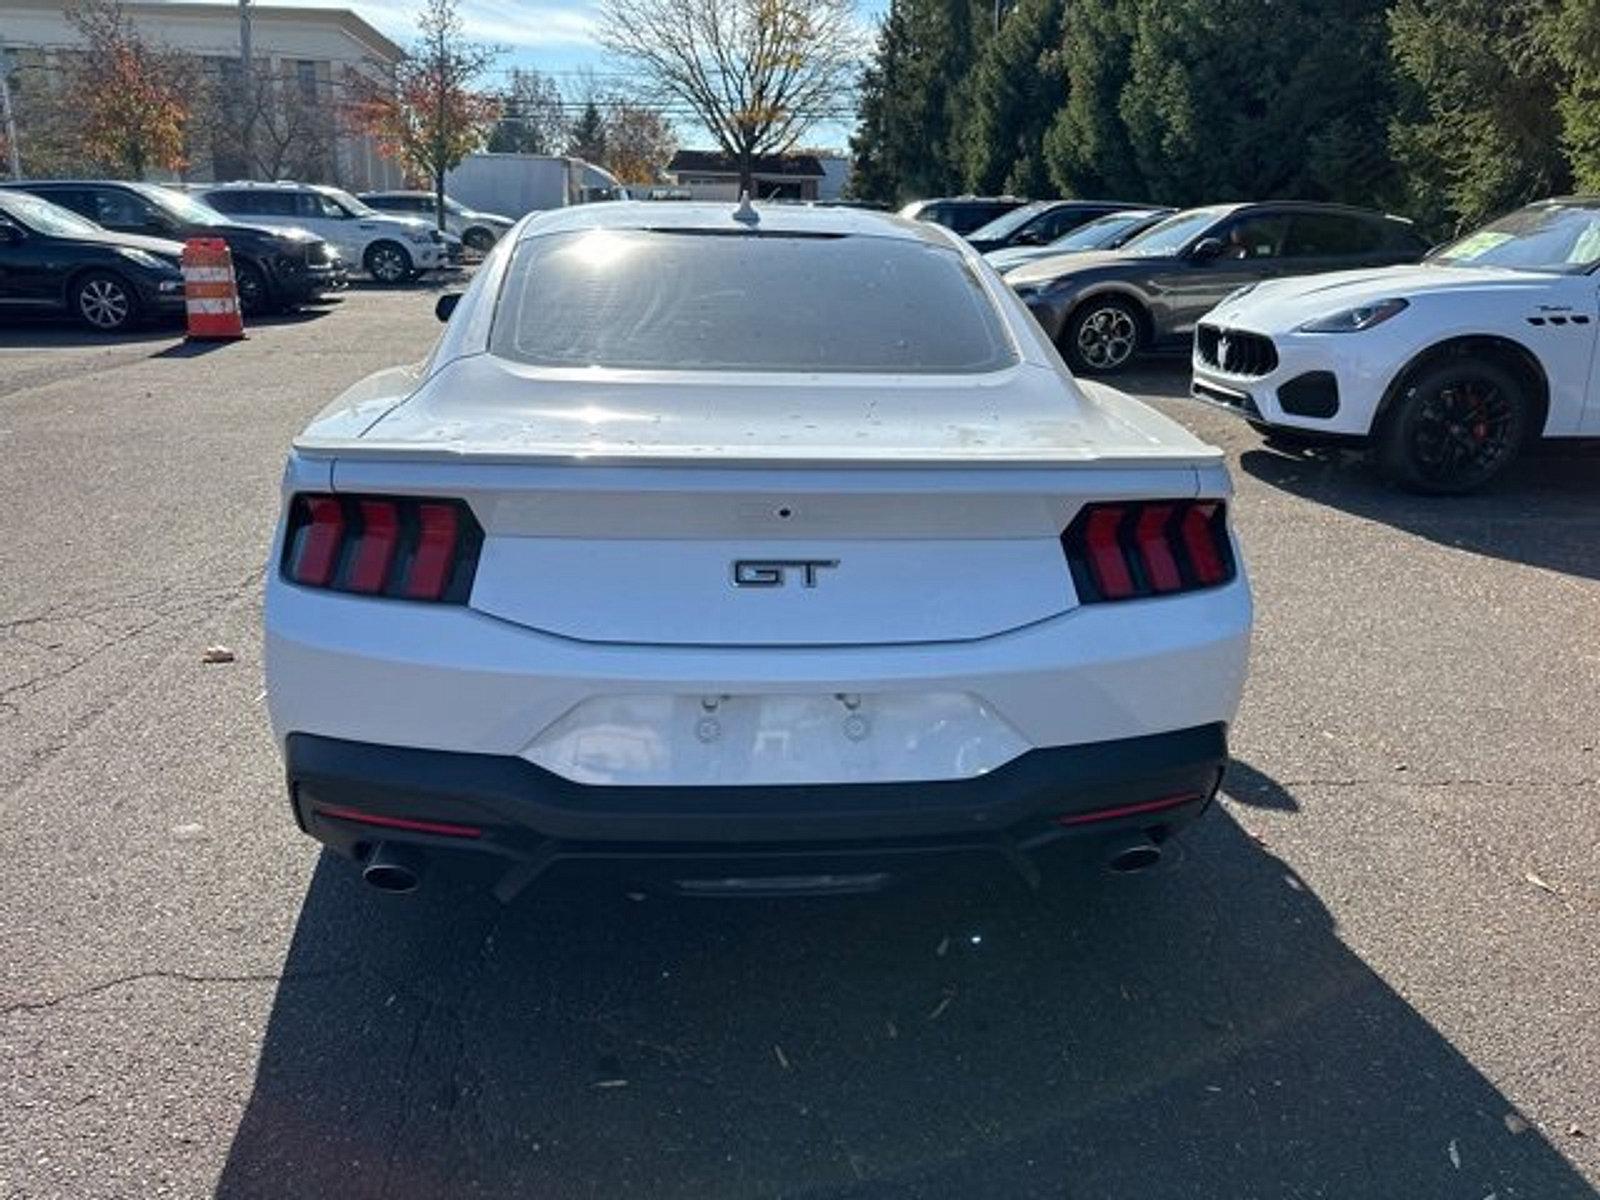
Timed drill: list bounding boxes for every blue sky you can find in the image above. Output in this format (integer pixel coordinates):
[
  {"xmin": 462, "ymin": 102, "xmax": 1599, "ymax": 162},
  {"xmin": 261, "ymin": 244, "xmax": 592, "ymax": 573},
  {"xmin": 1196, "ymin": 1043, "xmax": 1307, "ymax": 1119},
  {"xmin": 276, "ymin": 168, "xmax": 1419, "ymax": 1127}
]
[{"xmin": 271, "ymin": 0, "xmax": 887, "ymax": 151}]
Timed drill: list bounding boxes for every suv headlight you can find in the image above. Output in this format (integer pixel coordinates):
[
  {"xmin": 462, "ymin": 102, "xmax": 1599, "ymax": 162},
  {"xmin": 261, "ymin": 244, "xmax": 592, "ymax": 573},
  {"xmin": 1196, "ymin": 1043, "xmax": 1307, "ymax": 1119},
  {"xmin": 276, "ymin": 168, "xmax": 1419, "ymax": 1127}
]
[
  {"xmin": 117, "ymin": 247, "xmax": 165, "ymax": 269},
  {"xmin": 1300, "ymin": 298, "xmax": 1408, "ymax": 333},
  {"xmin": 405, "ymin": 229, "xmax": 435, "ymax": 245}
]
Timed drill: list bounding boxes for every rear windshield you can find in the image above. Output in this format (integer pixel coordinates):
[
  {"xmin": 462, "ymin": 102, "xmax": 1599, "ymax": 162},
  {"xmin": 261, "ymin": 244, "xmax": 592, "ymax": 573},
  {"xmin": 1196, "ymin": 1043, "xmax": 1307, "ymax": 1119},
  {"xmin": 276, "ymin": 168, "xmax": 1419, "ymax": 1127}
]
[{"xmin": 491, "ymin": 229, "xmax": 1018, "ymax": 373}]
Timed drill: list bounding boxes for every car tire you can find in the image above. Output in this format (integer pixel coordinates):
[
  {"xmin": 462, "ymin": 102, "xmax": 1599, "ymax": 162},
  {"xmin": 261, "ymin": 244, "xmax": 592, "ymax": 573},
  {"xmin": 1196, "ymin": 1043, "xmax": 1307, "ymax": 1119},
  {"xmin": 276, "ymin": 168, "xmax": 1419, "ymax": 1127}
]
[
  {"xmin": 463, "ymin": 228, "xmax": 496, "ymax": 255},
  {"xmin": 364, "ymin": 240, "xmax": 412, "ymax": 285},
  {"xmin": 1375, "ymin": 357, "xmax": 1530, "ymax": 494},
  {"xmin": 234, "ymin": 259, "xmax": 271, "ymax": 315},
  {"xmin": 71, "ymin": 271, "xmax": 140, "ymax": 333},
  {"xmin": 1062, "ymin": 297, "xmax": 1144, "ymax": 375}
]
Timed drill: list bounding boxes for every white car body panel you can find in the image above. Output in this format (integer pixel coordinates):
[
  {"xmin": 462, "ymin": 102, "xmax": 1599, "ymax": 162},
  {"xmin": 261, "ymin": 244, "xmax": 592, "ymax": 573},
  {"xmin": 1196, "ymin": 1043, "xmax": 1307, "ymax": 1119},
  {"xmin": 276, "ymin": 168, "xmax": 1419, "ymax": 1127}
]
[
  {"xmin": 267, "ymin": 202, "xmax": 1251, "ymax": 796},
  {"xmin": 1193, "ymin": 263, "xmax": 1600, "ymax": 436}
]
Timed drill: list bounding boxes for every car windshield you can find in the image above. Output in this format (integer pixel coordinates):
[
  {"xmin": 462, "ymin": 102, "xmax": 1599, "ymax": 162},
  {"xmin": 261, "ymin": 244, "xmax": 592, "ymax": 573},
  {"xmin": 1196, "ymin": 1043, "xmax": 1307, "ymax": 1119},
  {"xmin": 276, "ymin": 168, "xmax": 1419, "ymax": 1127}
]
[
  {"xmin": 2, "ymin": 192, "xmax": 103, "ymax": 237},
  {"xmin": 320, "ymin": 188, "xmax": 378, "ymax": 217},
  {"xmin": 442, "ymin": 197, "xmax": 467, "ymax": 215},
  {"xmin": 967, "ymin": 202, "xmax": 1049, "ymax": 242},
  {"xmin": 1430, "ymin": 202, "xmax": 1600, "ymax": 273},
  {"xmin": 1120, "ymin": 207, "xmax": 1229, "ymax": 256},
  {"xmin": 492, "ymin": 228, "xmax": 1018, "ymax": 373},
  {"xmin": 137, "ymin": 184, "xmax": 230, "ymax": 226},
  {"xmin": 1051, "ymin": 211, "xmax": 1156, "ymax": 250}
]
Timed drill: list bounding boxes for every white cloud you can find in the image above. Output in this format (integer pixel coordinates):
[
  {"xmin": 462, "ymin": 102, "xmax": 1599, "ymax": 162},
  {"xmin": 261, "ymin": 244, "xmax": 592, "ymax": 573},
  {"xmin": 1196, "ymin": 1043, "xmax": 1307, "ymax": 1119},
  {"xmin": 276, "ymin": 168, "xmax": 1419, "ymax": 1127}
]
[{"xmin": 263, "ymin": 0, "xmax": 603, "ymax": 50}]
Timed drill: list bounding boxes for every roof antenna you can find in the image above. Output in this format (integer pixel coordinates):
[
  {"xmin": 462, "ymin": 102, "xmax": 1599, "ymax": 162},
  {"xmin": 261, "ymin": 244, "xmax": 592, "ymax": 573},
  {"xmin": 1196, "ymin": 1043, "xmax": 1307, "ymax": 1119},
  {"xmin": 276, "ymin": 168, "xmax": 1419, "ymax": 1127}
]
[{"xmin": 732, "ymin": 191, "xmax": 759, "ymax": 225}]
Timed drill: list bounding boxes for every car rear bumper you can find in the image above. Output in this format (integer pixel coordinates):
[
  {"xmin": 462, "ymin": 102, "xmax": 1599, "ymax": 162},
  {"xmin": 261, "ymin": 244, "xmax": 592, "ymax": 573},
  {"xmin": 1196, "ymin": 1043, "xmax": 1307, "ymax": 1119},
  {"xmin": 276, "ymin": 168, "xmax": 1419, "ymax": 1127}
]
[{"xmin": 287, "ymin": 723, "xmax": 1228, "ymax": 896}]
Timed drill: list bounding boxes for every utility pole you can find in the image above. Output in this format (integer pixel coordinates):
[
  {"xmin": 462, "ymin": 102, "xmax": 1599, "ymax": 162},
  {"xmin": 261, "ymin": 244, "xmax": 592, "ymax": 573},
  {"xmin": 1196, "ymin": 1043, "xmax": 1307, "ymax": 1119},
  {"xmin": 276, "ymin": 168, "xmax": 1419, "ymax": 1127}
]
[
  {"xmin": 0, "ymin": 50, "xmax": 20, "ymax": 180},
  {"xmin": 239, "ymin": 0, "xmax": 254, "ymax": 176}
]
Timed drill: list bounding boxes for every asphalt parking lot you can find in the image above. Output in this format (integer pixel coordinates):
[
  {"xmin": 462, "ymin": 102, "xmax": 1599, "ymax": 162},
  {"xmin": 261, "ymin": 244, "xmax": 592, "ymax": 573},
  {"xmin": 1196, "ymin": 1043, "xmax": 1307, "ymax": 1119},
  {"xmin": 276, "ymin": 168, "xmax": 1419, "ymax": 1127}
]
[{"xmin": 2, "ymin": 287, "xmax": 1597, "ymax": 1200}]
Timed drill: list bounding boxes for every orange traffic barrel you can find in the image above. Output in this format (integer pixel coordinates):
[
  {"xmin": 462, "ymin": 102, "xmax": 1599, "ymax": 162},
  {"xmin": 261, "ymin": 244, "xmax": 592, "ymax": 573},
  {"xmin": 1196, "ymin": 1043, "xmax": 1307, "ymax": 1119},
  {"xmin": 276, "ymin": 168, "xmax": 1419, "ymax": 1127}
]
[{"xmin": 181, "ymin": 238, "xmax": 245, "ymax": 340}]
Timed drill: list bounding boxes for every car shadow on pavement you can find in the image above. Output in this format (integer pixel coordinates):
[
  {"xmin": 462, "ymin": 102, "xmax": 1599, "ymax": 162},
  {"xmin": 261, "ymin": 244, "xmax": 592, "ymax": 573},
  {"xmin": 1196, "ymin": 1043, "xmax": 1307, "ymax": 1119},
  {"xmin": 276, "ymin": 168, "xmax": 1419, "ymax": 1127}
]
[
  {"xmin": 0, "ymin": 318, "xmax": 182, "ymax": 349},
  {"xmin": 213, "ymin": 792, "xmax": 1596, "ymax": 1200},
  {"xmin": 1240, "ymin": 443, "xmax": 1600, "ymax": 582}
]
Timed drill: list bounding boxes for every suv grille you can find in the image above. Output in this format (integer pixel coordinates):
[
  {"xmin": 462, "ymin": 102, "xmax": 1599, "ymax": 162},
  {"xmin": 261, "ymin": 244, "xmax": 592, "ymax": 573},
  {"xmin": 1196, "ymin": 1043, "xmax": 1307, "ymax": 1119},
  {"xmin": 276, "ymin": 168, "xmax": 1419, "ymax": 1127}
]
[{"xmin": 1196, "ymin": 325, "xmax": 1278, "ymax": 377}]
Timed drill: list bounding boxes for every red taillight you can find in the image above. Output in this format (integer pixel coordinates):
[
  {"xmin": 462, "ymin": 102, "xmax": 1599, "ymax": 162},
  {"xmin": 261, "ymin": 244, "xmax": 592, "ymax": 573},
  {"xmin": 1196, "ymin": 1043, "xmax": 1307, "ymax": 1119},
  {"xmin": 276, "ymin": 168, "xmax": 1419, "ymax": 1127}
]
[
  {"xmin": 1181, "ymin": 503, "xmax": 1227, "ymax": 586},
  {"xmin": 346, "ymin": 499, "xmax": 400, "ymax": 593},
  {"xmin": 404, "ymin": 502, "xmax": 461, "ymax": 601},
  {"xmin": 1084, "ymin": 506, "xmax": 1135, "ymax": 599},
  {"xmin": 282, "ymin": 493, "xmax": 481, "ymax": 603},
  {"xmin": 290, "ymin": 495, "xmax": 345, "ymax": 586},
  {"xmin": 1061, "ymin": 499, "xmax": 1234, "ymax": 603}
]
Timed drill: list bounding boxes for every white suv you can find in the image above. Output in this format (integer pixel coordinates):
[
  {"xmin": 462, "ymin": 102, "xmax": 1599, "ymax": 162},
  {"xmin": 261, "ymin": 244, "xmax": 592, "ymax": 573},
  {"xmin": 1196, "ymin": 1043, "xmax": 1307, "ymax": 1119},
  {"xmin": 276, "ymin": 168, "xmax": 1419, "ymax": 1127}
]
[
  {"xmin": 264, "ymin": 202, "xmax": 1252, "ymax": 901},
  {"xmin": 200, "ymin": 182, "xmax": 449, "ymax": 283}
]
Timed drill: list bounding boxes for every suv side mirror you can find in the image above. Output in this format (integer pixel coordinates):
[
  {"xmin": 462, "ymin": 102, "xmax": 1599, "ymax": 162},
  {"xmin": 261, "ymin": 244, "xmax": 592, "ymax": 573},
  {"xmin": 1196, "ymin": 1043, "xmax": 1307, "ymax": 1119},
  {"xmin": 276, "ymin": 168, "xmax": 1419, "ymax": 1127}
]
[
  {"xmin": 435, "ymin": 292, "xmax": 462, "ymax": 322},
  {"xmin": 1190, "ymin": 237, "xmax": 1224, "ymax": 261}
]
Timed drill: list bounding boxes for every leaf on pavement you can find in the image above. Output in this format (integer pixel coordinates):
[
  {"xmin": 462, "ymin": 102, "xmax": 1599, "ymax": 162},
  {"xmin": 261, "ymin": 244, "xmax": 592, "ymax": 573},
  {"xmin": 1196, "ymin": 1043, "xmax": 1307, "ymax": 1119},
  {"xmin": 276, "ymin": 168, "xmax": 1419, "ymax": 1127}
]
[
  {"xmin": 1524, "ymin": 871, "xmax": 1560, "ymax": 896},
  {"xmin": 1448, "ymin": 1138, "xmax": 1461, "ymax": 1169},
  {"xmin": 200, "ymin": 644, "xmax": 235, "ymax": 664}
]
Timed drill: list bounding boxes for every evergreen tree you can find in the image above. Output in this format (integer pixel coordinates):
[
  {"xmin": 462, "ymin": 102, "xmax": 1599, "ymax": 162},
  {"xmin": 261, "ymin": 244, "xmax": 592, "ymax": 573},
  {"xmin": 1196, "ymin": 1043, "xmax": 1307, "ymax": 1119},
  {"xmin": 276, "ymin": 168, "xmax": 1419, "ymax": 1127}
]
[
  {"xmin": 567, "ymin": 100, "xmax": 608, "ymax": 164},
  {"xmin": 1389, "ymin": 0, "xmax": 1568, "ymax": 231},
  {"xmin": 847, "ymin": 0, "xmax": 989, "ymax": 204},
  {"xmin": 957, "ymin": 0, "xmax": 1065, "ymax": 196},
  {"xmin": 1545, "ymin": 0, "xmax": 1600, "ymax": 194},
  {"xmin": 1042, "ymin": 0, "xmax": 1142, "ymax": 199}
]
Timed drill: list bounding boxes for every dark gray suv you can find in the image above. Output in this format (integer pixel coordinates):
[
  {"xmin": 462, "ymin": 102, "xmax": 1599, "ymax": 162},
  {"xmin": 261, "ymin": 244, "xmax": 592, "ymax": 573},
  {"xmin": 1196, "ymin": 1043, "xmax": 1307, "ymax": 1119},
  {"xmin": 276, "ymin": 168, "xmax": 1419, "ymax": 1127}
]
[{"xmin": 1006, "ymin": 201, "xmax": 1429, "ymax": 374}]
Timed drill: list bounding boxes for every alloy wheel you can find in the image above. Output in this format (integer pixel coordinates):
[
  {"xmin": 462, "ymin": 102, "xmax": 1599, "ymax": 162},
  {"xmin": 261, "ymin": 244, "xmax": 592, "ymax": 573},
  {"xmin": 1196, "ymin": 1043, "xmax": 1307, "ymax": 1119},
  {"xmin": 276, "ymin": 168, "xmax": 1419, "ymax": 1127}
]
[
  {"xmin": 1410, "ymin": 377, "xmax": 1517, "ymax": 487},
  {"xmin": 78, "ymin": 277, "xmax": 132, "ymax": 329},
  {"xmin": 1075, "ymin": 306, "xmax": 1137, "ymax": 370},
  {"xmin": 368, "ymin": 245, "xmax": 408, "ymax": 284}
]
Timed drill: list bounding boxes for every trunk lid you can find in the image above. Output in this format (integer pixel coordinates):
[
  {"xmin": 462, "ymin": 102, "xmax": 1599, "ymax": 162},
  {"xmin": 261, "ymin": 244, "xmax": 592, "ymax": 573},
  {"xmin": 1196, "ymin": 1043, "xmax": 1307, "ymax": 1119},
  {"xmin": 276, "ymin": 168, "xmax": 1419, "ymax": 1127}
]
[{"xmin": 320, "ymin": 357, "xmax": 1218, "ymax": 647}]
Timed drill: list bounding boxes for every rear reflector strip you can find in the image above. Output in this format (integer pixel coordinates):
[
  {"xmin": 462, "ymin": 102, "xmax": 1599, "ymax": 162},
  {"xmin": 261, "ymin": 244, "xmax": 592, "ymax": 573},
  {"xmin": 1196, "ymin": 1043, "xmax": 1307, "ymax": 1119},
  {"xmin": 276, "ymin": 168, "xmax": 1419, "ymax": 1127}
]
[
  {"xmin": 1061, "ymin": 499, "xmax": 1235, "ymax": 603},
  {"xmin": 315, "ymin": 805, "xmax": 483, "ymax": 839},
  {"xmin": 281, "ymin": 493, "xmax": 483, "ymax": 603},
  {"xmin": 1053, "ymin": 792, "xmax": 1203, "ymax": 827}
]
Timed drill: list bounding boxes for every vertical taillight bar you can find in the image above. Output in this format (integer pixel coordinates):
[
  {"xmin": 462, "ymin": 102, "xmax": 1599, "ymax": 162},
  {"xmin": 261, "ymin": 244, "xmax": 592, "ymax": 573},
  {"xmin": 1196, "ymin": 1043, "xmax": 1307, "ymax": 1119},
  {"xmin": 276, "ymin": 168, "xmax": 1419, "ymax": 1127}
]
[
  {"xmin": 404, "ymin": 503, "xmax": 461, "ymax": 601},
  {"xmin": 290, "ymin": 496, "xmax": 345, "ymax": 587}
]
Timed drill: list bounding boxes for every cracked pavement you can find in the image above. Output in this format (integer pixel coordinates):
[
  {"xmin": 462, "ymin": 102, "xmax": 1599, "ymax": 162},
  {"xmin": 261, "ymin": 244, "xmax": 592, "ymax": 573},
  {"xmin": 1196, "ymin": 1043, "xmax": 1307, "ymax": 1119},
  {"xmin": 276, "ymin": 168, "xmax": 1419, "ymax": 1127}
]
[{"xmin": 1, "ymin": 294, "xmax": 1598, "ymax": 1198}]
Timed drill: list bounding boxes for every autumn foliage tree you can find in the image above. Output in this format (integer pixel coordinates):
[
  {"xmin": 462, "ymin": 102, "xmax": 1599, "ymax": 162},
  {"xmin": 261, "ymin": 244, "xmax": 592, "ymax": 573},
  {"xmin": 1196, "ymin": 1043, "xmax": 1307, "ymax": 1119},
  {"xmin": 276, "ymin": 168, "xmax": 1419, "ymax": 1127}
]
[
  {"xmin": 65, "ymin": 0, "xmax": 198, "ymax": 178},
  {"xmin": 599, "ymin": 0, "xmax": 857, "ymax": 196},
  {"xmin": 602, "ymin": 102, "xmax": 677, "ymax": 184},
  {"xmin": 349, "ymin": 0, "xmax": 499, "ymax": 229}
]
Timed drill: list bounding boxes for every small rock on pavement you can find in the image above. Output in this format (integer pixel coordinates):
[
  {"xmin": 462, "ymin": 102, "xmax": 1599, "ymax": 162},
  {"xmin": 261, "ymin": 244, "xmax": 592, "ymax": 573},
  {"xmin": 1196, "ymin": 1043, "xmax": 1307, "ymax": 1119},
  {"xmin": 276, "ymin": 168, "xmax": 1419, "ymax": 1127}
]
[{"xmin": 201, "ymin": 645, "xmax": 236, "ymax": 664}]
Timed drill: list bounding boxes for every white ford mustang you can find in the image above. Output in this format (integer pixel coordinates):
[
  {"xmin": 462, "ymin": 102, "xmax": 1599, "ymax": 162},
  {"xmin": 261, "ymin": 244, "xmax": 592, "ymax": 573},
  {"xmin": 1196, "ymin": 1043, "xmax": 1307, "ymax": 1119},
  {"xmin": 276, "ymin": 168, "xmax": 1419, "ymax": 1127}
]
[
  {"xmin": 264, "ymin": 201, "xmax": 1252, "ymax": 900},
  {"xmin": 1192, "ymin": 198, "xmax": 1600, "ymax": 492}
]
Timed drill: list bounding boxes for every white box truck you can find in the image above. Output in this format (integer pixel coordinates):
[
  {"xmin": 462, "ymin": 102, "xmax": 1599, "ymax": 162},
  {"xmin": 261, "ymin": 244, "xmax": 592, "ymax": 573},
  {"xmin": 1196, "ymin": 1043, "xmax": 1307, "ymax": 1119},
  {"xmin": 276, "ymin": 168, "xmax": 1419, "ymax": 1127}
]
[{"xmin": 443, "ymin": 154, "xmax": 629, "ymax": 219}]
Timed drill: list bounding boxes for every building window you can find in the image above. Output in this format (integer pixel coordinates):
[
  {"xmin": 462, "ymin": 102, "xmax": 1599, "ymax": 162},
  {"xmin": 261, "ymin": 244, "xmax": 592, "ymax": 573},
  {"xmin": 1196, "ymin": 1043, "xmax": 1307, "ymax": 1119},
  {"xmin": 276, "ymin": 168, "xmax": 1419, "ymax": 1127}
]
[{"xmin": 296, "ymin": 60, "xmax": 318, "ymax": 105}]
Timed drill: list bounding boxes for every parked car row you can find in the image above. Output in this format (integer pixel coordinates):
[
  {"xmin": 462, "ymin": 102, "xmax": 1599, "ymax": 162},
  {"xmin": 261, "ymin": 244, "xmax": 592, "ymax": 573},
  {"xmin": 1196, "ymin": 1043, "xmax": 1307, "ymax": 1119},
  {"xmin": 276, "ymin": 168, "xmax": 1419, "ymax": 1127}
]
[
  {"xmin": 0, "ymin": 177, "xmax": 515, "ymax": 333},
  {"xmin": 908, "ymin": 189, "xmax": 1600, "ymax": 492}
]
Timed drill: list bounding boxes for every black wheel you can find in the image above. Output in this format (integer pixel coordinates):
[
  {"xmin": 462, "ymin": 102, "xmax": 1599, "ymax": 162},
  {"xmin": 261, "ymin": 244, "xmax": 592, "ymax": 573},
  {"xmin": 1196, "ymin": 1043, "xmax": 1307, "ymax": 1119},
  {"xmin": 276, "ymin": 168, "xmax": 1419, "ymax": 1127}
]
[
  {"xmin": 364, "ymin": 240, "xmax": 412, "ymax": 285},
  {"xmin": 71, "ymin": 271, "xmax": 139, "ymax": 332},
  {"xmin": 1376, "ymin": 358, "xmax": 1529, "ymax": 493},
  {"xmin": 1062, "ymin": 297, "xmax": 1144, "ymax": 375},
  {"xmin": 233, "ymin": 259, "xmax": 270, "ymax": 315},
  {"xmin": 463, "ymin": 227, "xmax": 496, "ymax": 255}
]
